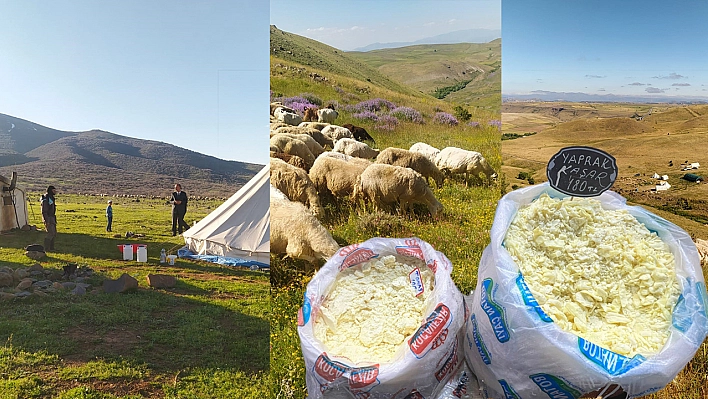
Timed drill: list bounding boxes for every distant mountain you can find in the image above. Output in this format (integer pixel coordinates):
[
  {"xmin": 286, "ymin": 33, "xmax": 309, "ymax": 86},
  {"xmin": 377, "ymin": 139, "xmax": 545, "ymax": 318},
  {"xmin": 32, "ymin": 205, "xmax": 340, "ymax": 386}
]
[
  {"xmin": 0, "ymin": 113, "xmax": 262, "ymax": 197},
  {"xmin": 353, "ymin": 29, "xmax": 501, "ymax": 52},
  {"xmin": 503, "ymin": 91, "xmax": 708, "ymax": 104}
]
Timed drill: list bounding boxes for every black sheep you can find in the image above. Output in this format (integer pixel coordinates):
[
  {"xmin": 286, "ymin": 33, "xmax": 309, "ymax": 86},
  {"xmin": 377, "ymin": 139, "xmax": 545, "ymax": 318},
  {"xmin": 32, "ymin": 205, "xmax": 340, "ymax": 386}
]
[{"xmin": 342, "ymin": 123, "xmax": 375, "ymax": 144}]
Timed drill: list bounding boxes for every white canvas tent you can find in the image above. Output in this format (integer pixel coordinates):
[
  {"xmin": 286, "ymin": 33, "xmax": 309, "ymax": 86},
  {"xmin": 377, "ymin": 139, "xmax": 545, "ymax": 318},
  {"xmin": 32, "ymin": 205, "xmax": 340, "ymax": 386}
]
[
  {"xmin": 182, "ymin": 165, "xmax": 270, "ymax": 265},
  {"xmin": 0, "ymin": 173, "xmax": 29, "ymax": 232}
]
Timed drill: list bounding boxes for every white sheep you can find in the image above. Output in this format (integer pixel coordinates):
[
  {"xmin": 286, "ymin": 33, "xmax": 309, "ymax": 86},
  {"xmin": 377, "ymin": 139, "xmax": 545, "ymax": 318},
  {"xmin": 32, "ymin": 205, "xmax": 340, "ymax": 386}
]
[
  {"xmin": 409, "ymin": 142, "xmax": 441, "ymax": 165},
  {"xmin": 435, "ymin": 147, "xmax": 496, "ymax": 185},
  {"xmin": 696, "ymin": 238, "xmax": 708, "ymax": 266},
  {"xmin": 321, "ymin": 125, "xmax": 353, "ymax": 143},
  {"xmin": 274, "ymin": 107, "xmax": 303, "ymax": 126},
  {"xmin": 270, "ymin": 158, "xmax": 324, "ymax": 217},
  {"xmin": 270, "ymin": 194, "xmax": 340, "ymax": 265},
  {"xmin": 353, "ymin": 163, "xmax": 443, "ymax": 217},
  {"xmin": 333, "ymin": 137, "xmax": 379, "ymax": 159},
  {"xmin": 270, "ymin": 134, "xmax": 316, "ymax": 170},
  {"xmin": 270, "ymin": 122, "xmax": 290, "ymax": 133},
  {"xmin": 274, "ymin": 126, "xmax": 333, "ymax": 148},
  {"xmin": 298, "ymin": 121, "xmax": 330, "ymax": 131},
  {"xmin": 317, "ymin": 108, "xmax": 338, "ymax": 123},
  {"xmin": 375, "ymin": 147, "xmax": 444, "ymax": 188},
  {"xmin": 309, "ymin": 154, "xmax": 371, "ymax": 198},
  {"xmin": 272, "ymin": 132, "xmax": 324, "ymax": 157}
]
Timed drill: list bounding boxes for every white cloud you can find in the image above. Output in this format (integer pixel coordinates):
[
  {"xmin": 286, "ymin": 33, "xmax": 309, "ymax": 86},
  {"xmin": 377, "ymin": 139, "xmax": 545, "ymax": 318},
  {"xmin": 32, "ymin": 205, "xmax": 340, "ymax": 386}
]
[
  {"xmin": 652, "ymin": 73, "xmax": 686, "ymax": 80},
  {"xmin": 585, "ymin": 75, "xmax": 606, "ymax": 79},
  {"xmin": 424, "ymin": 22, "xmax": 436, "ymax": 27},
  {"xmin": 448, "ymin": 19, "xmax": 457, "ymax": 24},
  {"xmin": 646, "ymin": 87, "xmax": 665, "ymax": 93}
]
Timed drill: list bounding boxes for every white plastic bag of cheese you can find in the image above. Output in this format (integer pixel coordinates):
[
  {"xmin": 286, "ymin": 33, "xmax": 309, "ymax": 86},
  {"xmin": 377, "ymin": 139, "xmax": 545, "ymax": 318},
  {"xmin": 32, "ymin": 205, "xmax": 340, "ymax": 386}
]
[
  {"xmin": 298, "ymin": 237, "xmax": 465, "ymax": 399},
  {"xmin": 464, "ymin": 183, "xmax": 708, "ymax": 398}
]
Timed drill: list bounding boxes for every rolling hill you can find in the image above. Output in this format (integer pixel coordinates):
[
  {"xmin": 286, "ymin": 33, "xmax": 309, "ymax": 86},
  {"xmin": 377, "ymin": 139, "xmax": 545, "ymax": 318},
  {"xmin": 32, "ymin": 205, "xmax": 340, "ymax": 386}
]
[
  {"xmin": 501, "ymin": 102, "xmax": 708, "ymax": 238},
  {"xmin": 0, "ymin": 113, "xmax": 262, "ymax": 197},
  {"xmin": 349, "ymin": 40, "xmax": 501, "ymax": 110},
  {"xmin": 270, "ymin": 25, "xmax": 422, "ymax": 97}
]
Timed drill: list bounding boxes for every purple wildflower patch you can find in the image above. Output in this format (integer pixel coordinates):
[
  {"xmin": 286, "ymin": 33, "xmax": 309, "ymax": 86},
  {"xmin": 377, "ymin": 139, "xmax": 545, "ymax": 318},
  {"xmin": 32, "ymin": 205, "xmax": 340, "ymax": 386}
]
[
  {"xmin": 390, "ymin": 106, "xmax": 423, "ymax": 124},
  {"xmin": 488, "ymin": 120, "xmax": 502, "ymax": 130},
  {"xmin": 467, "ymin": 121, "xmax": 480, "ymax": 128},
  {"xmin": 375, "ymin": 115, "xmax": 399, "ymax": 131},
  {"xmin": 433, "ymin": 112, "xmax": 459, "ymax": 126},
  {"xmin": 350, "ymin": 98, "xmax": 396, "ymax": 113},
  {"xmin": 353, "ymin": 111, "xmax": 379, "ymax": 122}
]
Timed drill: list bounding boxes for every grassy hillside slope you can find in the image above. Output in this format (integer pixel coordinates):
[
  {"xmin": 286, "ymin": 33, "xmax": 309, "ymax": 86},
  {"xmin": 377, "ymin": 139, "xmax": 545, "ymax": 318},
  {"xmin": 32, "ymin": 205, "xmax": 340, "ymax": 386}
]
[{"xmin": 349, "ymin": 40, "xmax": 500, "ymax": 110}]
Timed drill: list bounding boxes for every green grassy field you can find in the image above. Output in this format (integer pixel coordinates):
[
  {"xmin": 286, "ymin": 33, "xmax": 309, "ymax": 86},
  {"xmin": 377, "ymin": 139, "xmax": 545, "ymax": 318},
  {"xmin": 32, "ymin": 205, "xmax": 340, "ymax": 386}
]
[
  {"xmin": 270, "ymin": 54, "xmax": 501, "ymax": 397},
  {"xmin": 0, "ymin": 194, "xmax": 269, "ymax": 398}
]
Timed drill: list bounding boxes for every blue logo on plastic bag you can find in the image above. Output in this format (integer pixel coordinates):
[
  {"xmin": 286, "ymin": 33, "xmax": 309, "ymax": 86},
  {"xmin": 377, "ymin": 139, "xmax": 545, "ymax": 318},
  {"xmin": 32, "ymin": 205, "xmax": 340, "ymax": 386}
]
[
  {"xmin": 529, "ymin": 373, "xmax": 581, "ymax": 399},
  {"xmin": 516, "ymin": 273, "xmax": 553, "ymax": 323},
  {"xmin": 498, "ymin": 379, "xmax": 521, "ymax": 399},
  {"xmin": 469, "ymin": 314, "xmax": 491, "ymax": 364},
  {"xmin": 672, "ymin": 294, "xmax": 693, "ymax": 332},
  {"xmin": 298, "ymin": 292, "xmax": 312, "ymax": 326},
  {"xmin": 578, "ymin": 338, "xmax": 644, "ymax": 375},
  {"xmin": 480, "ymin": 278, "xmax": 510, "ymax": 342}
]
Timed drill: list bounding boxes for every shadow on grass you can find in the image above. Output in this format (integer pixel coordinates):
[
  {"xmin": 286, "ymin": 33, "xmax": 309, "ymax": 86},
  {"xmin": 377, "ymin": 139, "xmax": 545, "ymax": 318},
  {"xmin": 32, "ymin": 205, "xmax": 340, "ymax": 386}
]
[{"xmin": 0, "ymin": 230, "xmax": 270, "ymax": 377}]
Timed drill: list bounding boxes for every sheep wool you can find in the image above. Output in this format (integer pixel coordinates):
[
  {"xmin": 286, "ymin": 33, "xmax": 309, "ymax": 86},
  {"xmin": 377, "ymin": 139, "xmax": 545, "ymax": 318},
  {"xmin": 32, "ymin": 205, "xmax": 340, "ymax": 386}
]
[
  {"xmin": 313, "ymin": 255, "xmax": 435, "ymax": 364},
  {"xmin": 504, "ymin": 194, "xmax": 680, "ymax": 357}
]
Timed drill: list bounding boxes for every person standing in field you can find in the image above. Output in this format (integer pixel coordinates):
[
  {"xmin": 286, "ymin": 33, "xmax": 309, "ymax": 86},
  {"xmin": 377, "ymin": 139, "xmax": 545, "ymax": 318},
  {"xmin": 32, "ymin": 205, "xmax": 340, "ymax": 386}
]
[
  {"xmin": 40, "ymin": 185, "xmax": 57, "ymax": 251},
  {"xmin": 170, "ymin": 183, "xmax": 189, "ymax": 236},
  {"xmin": 106, "ymin": 200, "xmax": 113, "ymax": 232}
]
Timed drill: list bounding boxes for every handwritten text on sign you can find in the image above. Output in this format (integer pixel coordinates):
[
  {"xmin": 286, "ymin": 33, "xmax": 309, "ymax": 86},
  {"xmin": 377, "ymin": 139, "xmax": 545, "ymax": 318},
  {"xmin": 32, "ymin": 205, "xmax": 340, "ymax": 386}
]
[{"xmin": 547, "ymin": 147, "xmax": 617, "ymax": 197}]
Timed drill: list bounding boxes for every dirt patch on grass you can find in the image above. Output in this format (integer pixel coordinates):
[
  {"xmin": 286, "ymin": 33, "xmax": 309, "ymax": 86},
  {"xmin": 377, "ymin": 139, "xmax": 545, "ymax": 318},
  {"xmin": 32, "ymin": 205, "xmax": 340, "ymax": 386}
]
[{"xmin": 64, "ymin": 326, "xmax": 143, "ymax": 362}]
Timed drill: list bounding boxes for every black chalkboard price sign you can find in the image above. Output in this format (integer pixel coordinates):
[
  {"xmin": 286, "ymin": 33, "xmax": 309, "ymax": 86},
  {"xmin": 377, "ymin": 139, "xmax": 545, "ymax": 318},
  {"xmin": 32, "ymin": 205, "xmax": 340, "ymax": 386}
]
[{"xmin": 546, "ymin": 146, "xmax": 618, "ymax": 197}]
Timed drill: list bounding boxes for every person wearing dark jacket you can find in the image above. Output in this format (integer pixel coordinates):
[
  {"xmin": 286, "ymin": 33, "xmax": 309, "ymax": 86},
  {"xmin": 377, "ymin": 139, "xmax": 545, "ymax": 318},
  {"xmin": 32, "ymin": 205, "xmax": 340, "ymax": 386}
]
[
  {"xmin": 171, "ymin": 183, "xmax": 190, "ymax": 236},
  {"xmin": 40, "ymin": 185, "xmax": 57, "ymax": 251}
]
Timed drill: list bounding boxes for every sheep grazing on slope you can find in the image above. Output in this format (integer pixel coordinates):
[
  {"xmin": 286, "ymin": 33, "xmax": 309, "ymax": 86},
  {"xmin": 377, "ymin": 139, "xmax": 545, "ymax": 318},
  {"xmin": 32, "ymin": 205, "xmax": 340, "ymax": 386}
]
[
  {"xmin": 270, "ymin": 122, "xmax": 290, "ymax": 133},
  {"xmin": 309, "ymin": 154, "xmax": 371, "ymax": 198},
  {"xmin": 375, "ymin": 147, "xmax": 444, "ymax": 188},
  {"xmin": 270, "ymin": 102, "xmax": 293, "ymax": 116},
  {"xmin": 273, "ymin": 132, "xmax": 324, "ymax": 157},
  {"xmin": 270, "ymin": 134, "xmax": 316, "ymax": 170},
  {"xmin": 270, "ymin": 151, "xmax": 307, "ymax": 171},
  {"xmin": 298, "ymin": 121, "xmax": 330, "ymax": 131},
  {"xmin": 333, "ymin": 137, "xmax": 379, "ymax": 159},
  {"xmin": 303, "ymin": 107, "xmax": 319, "ymax": 122},
  {"xmin": 353, "ymin": 163, "xmax": 443, "ymax": 217},
  {"xmin": 341, "ymin": 123, "xmax": 375, "ymax": 144},
  {"xmin": 435, "ymin": 147, "xmax": 497, "ymax": 186},
  {"xmin": 274, "ymin": 107, "xmax": 303, "ymax": 126},
  {"xmin": 321, "ymin": 125, "xmax": 353, "ymax": 143},
  {"xmin": 697, "ymin": 238, "xmax": 708, "ymax": 266},
  {"xmin": 270, "ymin": 158, "xmax": 324, "ymax": 217},
  {"xmin": 317, "ymin": 105, "xmax": 338, "ymax": 123},
  {"xmin": 409, "ymin": 142, "xmax": 441, "ymax": 165},
  {"xmin": 270, "ymin": 193, "xmax": 340, "ymax": 265},
  {"xmin": 274, "ymin": 126, "xmax": 333, "ymax": 148}
]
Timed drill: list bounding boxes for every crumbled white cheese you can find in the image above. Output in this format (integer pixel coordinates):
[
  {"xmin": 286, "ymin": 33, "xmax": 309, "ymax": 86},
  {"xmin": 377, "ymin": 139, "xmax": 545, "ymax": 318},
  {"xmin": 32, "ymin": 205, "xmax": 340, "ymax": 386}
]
[
  {"xmin": 504, "ymin": 194, "xmax": 680, "ymax": 357},
  {"xmin": 313, "ymin": 255, "xmax": 435, "ymax": 363}
]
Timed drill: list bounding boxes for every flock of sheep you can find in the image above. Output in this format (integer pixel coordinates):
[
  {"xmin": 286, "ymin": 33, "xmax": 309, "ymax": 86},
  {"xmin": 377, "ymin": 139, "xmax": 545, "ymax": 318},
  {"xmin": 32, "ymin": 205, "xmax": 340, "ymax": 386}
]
[{"xmin": 269, "ymin": 101, "xmax": 497, "ymax": 265}]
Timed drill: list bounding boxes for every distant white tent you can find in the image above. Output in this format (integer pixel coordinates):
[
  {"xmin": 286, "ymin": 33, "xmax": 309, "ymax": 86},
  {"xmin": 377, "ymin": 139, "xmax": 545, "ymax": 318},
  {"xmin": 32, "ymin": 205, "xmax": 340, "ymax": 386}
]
[
  {"xmin": 0, "ymin": 173, "xmax": 29, "ymax": 232},
  {"xmin": 182, "ymin": 166, "xmax": 270, "ymax": 265},
  {"xmin": 652, "ymin": 173, "xmax": 660, "ymax": 179}
]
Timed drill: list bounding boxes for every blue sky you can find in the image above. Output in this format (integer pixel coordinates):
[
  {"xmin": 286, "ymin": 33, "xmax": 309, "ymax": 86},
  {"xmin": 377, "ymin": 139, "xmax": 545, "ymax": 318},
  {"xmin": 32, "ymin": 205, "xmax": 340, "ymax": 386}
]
[
  {"xmin": 0, "ymin": 1, "xmax": 269, "ymax": 164},
  {"xmin": 271, "ymin": 0, "xmax": 500, "ymax": 51},
  {"xmin": 503, "ymin": 0, "xmax": 708, "ymax": 99}
]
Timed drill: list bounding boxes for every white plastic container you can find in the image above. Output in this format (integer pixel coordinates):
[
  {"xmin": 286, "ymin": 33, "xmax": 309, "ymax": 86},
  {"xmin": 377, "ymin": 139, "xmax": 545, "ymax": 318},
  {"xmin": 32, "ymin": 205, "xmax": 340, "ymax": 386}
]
[
  {"xmin": 122, "ymin": 245, "xmax": 133, "ymax": 261},
  {"xmin": 136, "ymin": 245, "xmax": 147, "ymax": 262},
  {"xmin": 167, "ymin": 255, "xmax": 177, "ymax": 265}
]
